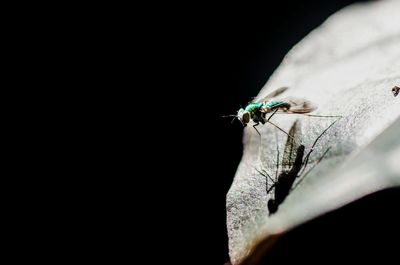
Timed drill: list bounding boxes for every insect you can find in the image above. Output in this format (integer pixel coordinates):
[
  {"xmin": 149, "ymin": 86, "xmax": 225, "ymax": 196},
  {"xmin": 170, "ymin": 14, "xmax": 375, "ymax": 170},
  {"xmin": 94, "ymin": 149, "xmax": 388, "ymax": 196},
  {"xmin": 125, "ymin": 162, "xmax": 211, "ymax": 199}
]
[
  {"xmin": 256, "ymin": 120, "xmax": 336, "ymax": 215},
  {"xmin": 392, "ymin": 86, "xmax": 399, "ymax": 97},
  {"xmin": 231, "ymin": 87, "xmax": 340, "ymax": 136}
]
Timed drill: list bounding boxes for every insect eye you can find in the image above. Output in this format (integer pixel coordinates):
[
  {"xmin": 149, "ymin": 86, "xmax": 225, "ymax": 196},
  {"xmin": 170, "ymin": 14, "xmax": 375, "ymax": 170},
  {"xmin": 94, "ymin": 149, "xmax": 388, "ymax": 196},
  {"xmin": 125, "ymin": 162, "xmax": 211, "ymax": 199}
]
[{"xmin": 242, "ymin": 112, "xmax": 250, "ymax": 123}]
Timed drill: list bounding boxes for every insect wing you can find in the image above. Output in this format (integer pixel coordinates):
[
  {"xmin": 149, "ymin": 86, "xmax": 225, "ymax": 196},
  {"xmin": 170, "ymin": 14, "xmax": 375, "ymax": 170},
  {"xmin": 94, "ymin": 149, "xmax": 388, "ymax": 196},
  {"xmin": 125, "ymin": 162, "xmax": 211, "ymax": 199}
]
[
  {"xmin": 253, "ymin": 86, "xmax": 289, "ymax": 103},
  {"xmin": 285, "ymin": 98, "xmax": 317, "ymax": 113},
  {"xmin": 263, "ymin": 98, "xmax": 317, "ymax": 113}
]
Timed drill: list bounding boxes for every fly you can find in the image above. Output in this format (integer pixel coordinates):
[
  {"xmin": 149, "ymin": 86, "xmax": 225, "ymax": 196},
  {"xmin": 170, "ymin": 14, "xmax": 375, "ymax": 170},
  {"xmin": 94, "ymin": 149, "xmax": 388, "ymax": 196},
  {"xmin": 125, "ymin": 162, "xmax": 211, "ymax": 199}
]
[{"xmin": 225, "ymin": 87, "xmax": 341, "ymax": 136}]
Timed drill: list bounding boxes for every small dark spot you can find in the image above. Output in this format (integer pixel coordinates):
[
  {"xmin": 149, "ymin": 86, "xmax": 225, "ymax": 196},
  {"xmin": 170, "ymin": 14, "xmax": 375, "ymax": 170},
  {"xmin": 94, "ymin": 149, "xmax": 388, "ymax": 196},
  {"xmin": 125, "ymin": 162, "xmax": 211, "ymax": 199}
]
[{"xmin": 392, "ymin": 86, "xmax": 399, "ymax": 97}]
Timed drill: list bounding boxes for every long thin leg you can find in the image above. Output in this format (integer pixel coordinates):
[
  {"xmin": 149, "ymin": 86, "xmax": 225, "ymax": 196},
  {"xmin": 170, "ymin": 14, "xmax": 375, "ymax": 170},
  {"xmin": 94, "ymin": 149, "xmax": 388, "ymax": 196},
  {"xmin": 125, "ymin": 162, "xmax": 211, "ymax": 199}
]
[
  {"xmin": 300, "ymin": 120, "xmax": 337, "ymax": 175},
  {"xmin": 292, "ymin": 147, "xmax": 331, "ymax": 191},
  {"xmin": 255, "ymin": 168, "xmax": 275, "ymax": 184},
  {"xmin": 257, "ymin": 128, "xmax": 280, "ymax": 194},
  {"xmin": 266, "ymin": 109, "xmax": 279, "ymax": 123},
  {"xmin": 273, "ymin": 113, "xmax": 343, "ymax": 118},
  {"xmin": 256, "ymin": 167, "xmax": 275, "ymax": 192},
  {"xmin": 253, "ymin": 122, "xmax": 261, "ymax": 136},
  {"xmin": 267, "ymin": 121, "xmax": 295, "ymax": 141},
  {"xmin": 274, "ymin": 129, "xmax": 280, "ymax": 182},
  {"xmin": 267, "ymin": 183, "xmax": 276, "ymax": 194},
  {"xmin": 303, "ymin": 114, "xmax": 343, "ymax": 118}
]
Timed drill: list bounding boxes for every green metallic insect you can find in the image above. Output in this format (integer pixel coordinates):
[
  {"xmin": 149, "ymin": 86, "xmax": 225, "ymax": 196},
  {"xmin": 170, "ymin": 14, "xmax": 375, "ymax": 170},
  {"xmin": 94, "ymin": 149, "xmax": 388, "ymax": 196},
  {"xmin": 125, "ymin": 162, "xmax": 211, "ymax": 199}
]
[
  {"xmin": 236, "ymin": 87, "xmax": 322, "ymax": 135},
  {"xmin": 223, "ymin": 86, "xmax": 341, "ymax": 136}
]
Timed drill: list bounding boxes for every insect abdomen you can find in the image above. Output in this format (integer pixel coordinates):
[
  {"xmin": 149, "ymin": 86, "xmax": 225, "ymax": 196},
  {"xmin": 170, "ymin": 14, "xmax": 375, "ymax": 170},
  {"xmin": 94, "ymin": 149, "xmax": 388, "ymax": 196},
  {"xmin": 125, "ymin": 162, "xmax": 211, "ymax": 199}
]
[{"xmin": 265, "ymin": 101, "xmax": 290, "ymax": 110}]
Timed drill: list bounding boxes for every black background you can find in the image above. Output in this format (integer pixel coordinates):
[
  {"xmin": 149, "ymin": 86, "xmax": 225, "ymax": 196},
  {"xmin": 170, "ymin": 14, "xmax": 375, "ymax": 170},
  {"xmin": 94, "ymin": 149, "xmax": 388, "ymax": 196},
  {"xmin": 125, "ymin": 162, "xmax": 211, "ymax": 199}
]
[
  {"xmin": 155, "ymin": 1, "xmax": 374, "ymax": 264},
  {"xmin": 14, "ymin": 1, "xmax": 399, "ymax": 264}
]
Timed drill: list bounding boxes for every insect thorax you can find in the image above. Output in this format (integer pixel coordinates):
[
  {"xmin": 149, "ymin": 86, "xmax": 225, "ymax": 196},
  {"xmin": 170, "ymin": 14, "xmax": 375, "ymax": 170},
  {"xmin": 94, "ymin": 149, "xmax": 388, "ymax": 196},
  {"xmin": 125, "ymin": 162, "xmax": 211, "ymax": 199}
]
[{"xmin": 245, "ymin": 103, "xmax": 263, "ymax": 112}]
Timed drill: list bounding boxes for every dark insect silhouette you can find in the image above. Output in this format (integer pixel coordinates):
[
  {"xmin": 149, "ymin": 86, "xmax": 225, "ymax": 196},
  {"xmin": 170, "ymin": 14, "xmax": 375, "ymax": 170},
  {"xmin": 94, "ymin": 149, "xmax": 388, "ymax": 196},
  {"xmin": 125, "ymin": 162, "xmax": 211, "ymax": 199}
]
[
  {"xmin": 257, "ymin": 120, "xmax": 336, "ymax": 214},
  {"xmin": 392, "ymin": 86, "xmax": 399, "ymax": 97}
]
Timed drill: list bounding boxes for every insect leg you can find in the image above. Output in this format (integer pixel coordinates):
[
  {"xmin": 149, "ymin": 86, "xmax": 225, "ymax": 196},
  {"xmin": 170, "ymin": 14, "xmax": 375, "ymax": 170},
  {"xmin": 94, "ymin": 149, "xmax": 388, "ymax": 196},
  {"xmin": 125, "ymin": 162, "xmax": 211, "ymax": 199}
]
[
  {"xmin": 255, "ymin": 167, "xmax": 276, "ymax": 193},
  {"xmin": 267, "ymin": 120, "xmax": 296, "ymax": 142},
  {"xmin": 304, "ymin": 114, "xmax": 343, "ymax": 118},
  {"xmin": 274, "ymin": 128, "xmax": 280, "ymax": 182},
  {"xmin": 255, "ymin": 167, "xmax": 275, "ymax": 184},
  {"xmin": 300, "ymin": 120, "xmax": 337, "ymax": 176},
  {"xmin": 253, "ymin": 122, "xmax": 261, "ymax": 136},
  {"xmin": 292, "ymin": 147, "xmax": 331, "ymax": 191},
  {"xmin": 266, "ymin": 109, "xmax": 279, "ymax": 122},
  {"xmin": 267, "ymin": 182, "xmax": 276, "ymax": 194}
]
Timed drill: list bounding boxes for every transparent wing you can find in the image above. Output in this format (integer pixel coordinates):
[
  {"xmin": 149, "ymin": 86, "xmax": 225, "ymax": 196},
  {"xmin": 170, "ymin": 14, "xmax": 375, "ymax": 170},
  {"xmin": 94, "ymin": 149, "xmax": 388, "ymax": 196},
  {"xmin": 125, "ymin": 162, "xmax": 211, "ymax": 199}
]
[
  {"xmin": 273, "ymin": 98, "xmax": 317, "ymax": 114},
  {"xmin": 253, "ymin": 86, "xmax": 289, "ymax": 103}
]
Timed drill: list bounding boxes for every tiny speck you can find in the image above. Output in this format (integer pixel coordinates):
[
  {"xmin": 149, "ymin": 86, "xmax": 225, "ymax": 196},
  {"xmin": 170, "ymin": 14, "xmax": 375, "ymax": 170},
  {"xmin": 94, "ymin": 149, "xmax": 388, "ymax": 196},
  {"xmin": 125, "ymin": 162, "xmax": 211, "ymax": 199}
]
[{"xmin": 392, "ymin": 86, "xmax": 400, "ymax": 97}]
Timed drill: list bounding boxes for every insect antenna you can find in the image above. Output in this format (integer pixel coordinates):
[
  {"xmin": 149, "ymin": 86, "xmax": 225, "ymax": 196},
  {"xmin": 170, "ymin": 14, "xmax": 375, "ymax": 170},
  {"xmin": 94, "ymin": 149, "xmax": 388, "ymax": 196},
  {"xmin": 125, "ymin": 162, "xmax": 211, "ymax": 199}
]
[{"xmin": 221, "ymin": 114, "xmax": 239, "ymax": 124}]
